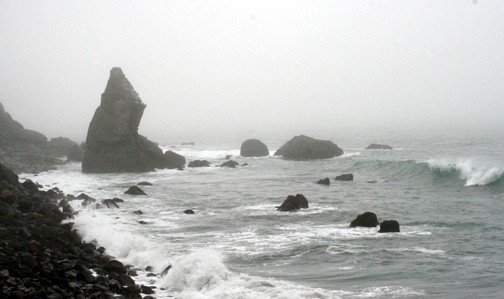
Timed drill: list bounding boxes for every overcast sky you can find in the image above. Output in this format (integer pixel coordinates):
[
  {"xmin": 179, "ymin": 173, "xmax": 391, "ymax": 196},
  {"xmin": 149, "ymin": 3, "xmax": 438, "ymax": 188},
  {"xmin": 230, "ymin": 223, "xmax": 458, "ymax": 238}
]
[{"xmin": 1, "ymin": 0, "xmax": 503, "ymax": 143}]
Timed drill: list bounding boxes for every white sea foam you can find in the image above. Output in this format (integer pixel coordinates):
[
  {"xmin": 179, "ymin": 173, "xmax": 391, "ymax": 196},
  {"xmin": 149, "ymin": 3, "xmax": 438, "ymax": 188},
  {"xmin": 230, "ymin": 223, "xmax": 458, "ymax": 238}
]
[
  {"xmin": 66, "ymin": 209, "xmax": 171, "ymax": 272},
  {"xmin": 427, "ymin": 158, "xmax": 504, "ymax": 186}
]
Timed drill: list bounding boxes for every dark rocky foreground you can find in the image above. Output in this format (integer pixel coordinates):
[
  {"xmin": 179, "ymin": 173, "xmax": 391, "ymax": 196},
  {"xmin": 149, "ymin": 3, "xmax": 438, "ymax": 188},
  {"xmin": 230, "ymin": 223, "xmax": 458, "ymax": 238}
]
[{"xmin": 0, "ymin": 163, "xmax": 155, "ymax": 298}]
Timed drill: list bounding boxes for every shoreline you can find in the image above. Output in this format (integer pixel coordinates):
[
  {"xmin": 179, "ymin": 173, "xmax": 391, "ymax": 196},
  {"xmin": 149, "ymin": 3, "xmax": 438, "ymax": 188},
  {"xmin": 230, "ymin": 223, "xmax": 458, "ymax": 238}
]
[{"xmin": 0, "ymin": 162, "xmax": 161, "ymax": 299}]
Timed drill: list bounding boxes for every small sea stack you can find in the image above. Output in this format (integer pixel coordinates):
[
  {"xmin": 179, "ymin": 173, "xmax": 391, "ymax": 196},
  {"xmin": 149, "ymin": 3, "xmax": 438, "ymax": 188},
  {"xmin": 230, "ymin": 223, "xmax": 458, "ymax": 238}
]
[
  {"xmin": 277, "ymin": 194, "xmax": 309, "ymax": 211},
  {"xmin": 124, "ymin": 186, "xmax": 147, "ymax": 196},
  {"xmin": 349, "ymin": 212, "xmax": 379, "ymax": 228},
  {"xmin": 274, "ymin": 135, "xmax": 343, "ymax": 160},
  {"xmin": 240, "ymin": 139, "xmax": 269, "ymax": 157},
  {"xmin": 82, "ymin": 67, "xmax": 167, "ymax": 173},
  {"xmin": 379, "ymin": 220, "xmax": 400, "ymax": 233}
]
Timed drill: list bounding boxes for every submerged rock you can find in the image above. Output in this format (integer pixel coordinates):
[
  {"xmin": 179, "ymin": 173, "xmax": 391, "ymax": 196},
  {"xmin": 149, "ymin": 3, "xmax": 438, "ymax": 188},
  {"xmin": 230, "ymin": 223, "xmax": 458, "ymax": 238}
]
[
  {"xmin": 188, "ymin": 160, "xmax": 210, "ymax": 168},
  {"xmin": 277, "ymin": 194, "xmax": 309, "ymax": 211},
  {"xmin": 274, "ymin": 135, "xmax": 343, "ymax": 160},
  {"xmin": 137, "ymin": 181, "xmax": 153, "ymax": 186},
  {"xmin": 335, "ymin": 174, "xmax": 353, "ymax": 181},
  {"xmin": 349, "ymin": 212, "xmax": 379, "ymax": 228},
  {"xmin": 366, "ymin": 144, "xmax": 393, "ymax": 150},
  {"xmin": 317, "ymin": 178, "xmax": 330, "ymax": 185},
  {"xmin": 379, "ymin": 220, "xmax": 400, "ymax": 233},
  {"xmin": 82, "ymin": 67, "xmax": 166, "ymax": 173},
  {"xmin": 240, "ymin": 139, "xmax": 269, "ymax": 157},
  {"xmin": 124, "ymin": 186, "xmax": 147, "ymax": 196},
  {"xmin": 183, "ymin": 209, "xmax": 195, "ymax": 214},
  {"xmin": 220, "ymin": 160, "xmax": 239, "ymax": 168}
]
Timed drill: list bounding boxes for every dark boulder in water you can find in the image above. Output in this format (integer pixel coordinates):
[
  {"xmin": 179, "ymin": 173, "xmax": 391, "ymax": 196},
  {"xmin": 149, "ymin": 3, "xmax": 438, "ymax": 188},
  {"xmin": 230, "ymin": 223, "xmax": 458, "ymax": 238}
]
[
  {"xmin": 138, "ymin": 181, "xmax": 153, "ymax": 186},
  {"xmin": 82, "ymin": 67, "xmax": 166, "ymax": 173},
  {"xmin": 277, "ymin": 194, "xmax": 309, "ymax": 211},
  {"xmin": 379, "ymin": 220, "xmax": 400, "ymax": 233},
  {"xmin": 103, "ymin": 260, "xmax": 127, "ymax": 275},
  {"xmin": 335, "ymin": 173, "xmax": 353, "ymax": 181},
  {"xmin": 188, "ymin": 160, "xmax": 210, "ymax": 168},
  {"xmin": 220, "ymin": 160, "xmax": 239, "ymax": 168},
  {"xmin": 317, "ymin": 178, "xmax": 330, "ymax": 185},
  {"xmin": 274, "ymin": 135, "xmax": 343, "ymax": 160},
  {"xmin": 366, "ymin": 144, "xmax": 393, "ymax": 150},
  {"xmin": 183, "ymin": 209, "xmax": 195, "ymax": 214},
  {"xmin": 125, "ymin": 186, "xmax": 147, "ymax": 196},
  {"xmin": 102, "ymin": 199, "xmax": 120, "ymax": 208},
  {"xmin": 349, "ymin": 212, "xmax": 379, "ymax": 227},
  {"xmin": 240, "ymin": 139, "xmax": 269, "ymax": 157},
  {"xmin": 133, "ymin": 210, "xmax": 143, "ymax": 215},
  {"xmin": 164, "ymin": 150, "xmax": 186, "ymax": 169}
]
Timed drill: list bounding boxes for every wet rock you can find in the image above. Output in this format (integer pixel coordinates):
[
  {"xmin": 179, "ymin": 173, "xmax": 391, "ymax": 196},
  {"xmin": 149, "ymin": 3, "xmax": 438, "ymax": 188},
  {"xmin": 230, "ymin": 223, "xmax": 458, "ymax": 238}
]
[
  {"xmin": 82, "ymin": 67, "xmax": 166, "ymax": 173},
  {"xmin": 240, "ymin": 139, "xmax": 269, "ymax": 157},
  {"xmin": 21, "ymin": 179, "xmax": 39, "ymax": 194},
  {"xmin": 141, "ymin": 285, "xmax": 155, "ymax": 294},
  {"xmin": 102, "ymin": 199, "xmax": 120, "ymax": 209},
  {"xmin": 124, "ymin": 186, "xmax": 147, "ymax": 196},
  {"xmin": 138, "ymin": 221, "xmax": 148, "ymax": 225},
  {"xmin": 225, "ymin": 154, "xmax": 232, "ymax": 160},
  {"xmin": 277, "ymin": 194, "xmax": 309, "ymax": 211},
  {"xmin": 133, "ymin": 210, "xmax": 143, "ymax": 215},
  {"xmin": 77, "ymin": 193, "xmax": 91, "ymax": 200},
  {"xmin": 379, "ymin": 220, "xmax": 400, "ymax": 233},
  {"xmin": 103, "ymin": 260, "xmax": 127, "ymax": 275},
  {"xmin": 137, "ymin": 181, "xmax": 153, "ymax": 186},
  {"xmin": 164, "ymin": 150, "xmax": 186, "ymax": 169},
  {"xmin": 161, "ymin": 265, "xmax": 172, "ymax": 276},
  {"xmin": 274, "ymin": 135, "xmax": 343, "ymax": 160},
  {"xmin": 366, "ymin": 144, "xmax": 393, "ymax": 150},
  {"xmin": 335, "ymin": 174, "xmax": 353, "ymax": 181},
  {"xmin": 317, "ymin": 178, "xmax": 330, "ymax": 185},
  {"xmin": 0, "ymin": 162, "xmax": 20, "ymax": 187},
  {"xmin": 188, "ymin": 160, "xmax": 210, "ymax": 168},
  {"xmin": 241, "ymin": 163, "xmax": 248, "ymax": 166},
  {"xmin": 220, "ymin": 160, "xmax": 239, "ymax": 168},
  {"xmin": 349, "ymin": 212, "xmax": 379, "ymax": 228},
  {"xmin": 183, "ymin": 209, "xmax": 195, "ymax": 214}
]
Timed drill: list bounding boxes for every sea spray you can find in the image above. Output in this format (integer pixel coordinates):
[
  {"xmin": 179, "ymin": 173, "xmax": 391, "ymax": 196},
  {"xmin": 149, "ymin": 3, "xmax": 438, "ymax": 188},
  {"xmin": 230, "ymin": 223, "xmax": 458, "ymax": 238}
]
[
  {"xmin": 68, "ymin": 209, "xmax": 171, "ymax": 271},
  {"xmin": 427, "ymin": 158, "xmax": 504, "ymax": 186}
]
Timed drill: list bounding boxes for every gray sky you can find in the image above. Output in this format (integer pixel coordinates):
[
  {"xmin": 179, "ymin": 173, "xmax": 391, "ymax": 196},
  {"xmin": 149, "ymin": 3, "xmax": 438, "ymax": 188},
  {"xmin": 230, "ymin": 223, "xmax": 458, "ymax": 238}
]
[{"xmin": 1, "ymin": 0, "xmax": 503, "ymax": 143}]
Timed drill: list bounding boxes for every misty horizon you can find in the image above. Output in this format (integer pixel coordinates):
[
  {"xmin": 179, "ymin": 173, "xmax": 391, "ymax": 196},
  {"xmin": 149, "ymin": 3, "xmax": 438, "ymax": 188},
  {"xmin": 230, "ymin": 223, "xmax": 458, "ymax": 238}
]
[{"xmin": 1, "ymin": 1, "xmax": 504, "ymax": 144}]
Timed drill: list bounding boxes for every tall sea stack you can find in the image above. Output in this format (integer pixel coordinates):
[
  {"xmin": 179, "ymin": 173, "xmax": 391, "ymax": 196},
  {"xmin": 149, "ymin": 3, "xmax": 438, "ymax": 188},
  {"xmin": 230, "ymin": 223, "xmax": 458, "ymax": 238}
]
[{"xmin": 82, "ymin": 67, "xmax": 166, "ymax": 173}]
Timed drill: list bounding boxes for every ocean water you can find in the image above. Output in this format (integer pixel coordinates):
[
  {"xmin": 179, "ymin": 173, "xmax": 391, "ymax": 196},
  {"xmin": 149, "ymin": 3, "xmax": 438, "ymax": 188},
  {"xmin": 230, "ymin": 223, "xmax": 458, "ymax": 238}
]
[{"xmin": 22, "ymin": 128, "xmax": 504, "ymax": 298}]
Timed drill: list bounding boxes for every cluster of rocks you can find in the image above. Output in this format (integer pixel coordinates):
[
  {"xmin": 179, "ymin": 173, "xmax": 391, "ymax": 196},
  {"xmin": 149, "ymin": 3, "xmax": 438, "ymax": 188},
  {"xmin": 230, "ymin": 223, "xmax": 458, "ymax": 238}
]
[
  {"xmin": 0, "ymin": 162, "xmax": 157, "ymax": 298},
  {"xmin": 316, "ymin": 173, "xmax": 354, "ymax": 186},
  {"xmin": 0, "ymin": 103, "xmax": 84, "ymax": 173},
  {"xmin": 349, "ymin": 211, "xmax": 400, "ymax": 233}
]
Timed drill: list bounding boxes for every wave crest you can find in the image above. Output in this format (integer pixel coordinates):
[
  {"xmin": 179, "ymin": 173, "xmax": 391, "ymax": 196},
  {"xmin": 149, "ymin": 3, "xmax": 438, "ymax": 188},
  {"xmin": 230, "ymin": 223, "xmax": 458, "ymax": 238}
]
[{"xmin": 427, "ymin": 159, "xmax": 504, "ymax": 186}]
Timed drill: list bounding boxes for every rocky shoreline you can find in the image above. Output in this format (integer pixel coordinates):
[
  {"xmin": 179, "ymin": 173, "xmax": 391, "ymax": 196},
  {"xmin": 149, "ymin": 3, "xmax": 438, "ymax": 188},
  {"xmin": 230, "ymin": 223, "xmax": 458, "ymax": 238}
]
[{"xmin": 0, "ymin": 163, "xmax": 158, "ymax": 299}]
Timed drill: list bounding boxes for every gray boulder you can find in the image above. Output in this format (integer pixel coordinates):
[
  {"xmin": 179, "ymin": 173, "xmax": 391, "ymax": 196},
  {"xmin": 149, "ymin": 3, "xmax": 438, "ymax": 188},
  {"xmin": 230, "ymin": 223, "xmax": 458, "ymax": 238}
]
[
  {"xmin": 188, "ymin": 160, "xmax": 210, "ymax": 168},
  {"xmin": 317, "ymin": 178, "xmax": 330, "ymax": 185},
  {"xmin": 274, "ymin": 135, "xmax": 343, "ymax": 160},
  {"xmin": 240, "ymin": 139, "xmax": 269, "ymax": 157},
  {"xmin": 335, "ymin": 174, "xmax": 353, "ymax": 181},
  {"xmin": 82, "ymin": 67, "xmax": 166, "ymax": 173},
  {"xmin": 164, "ymin": 150, "xmax": 186, "ymax": 169},
  {"xmin": 366, "ymin": 144, "xmax": 393, "ymax": 150}
]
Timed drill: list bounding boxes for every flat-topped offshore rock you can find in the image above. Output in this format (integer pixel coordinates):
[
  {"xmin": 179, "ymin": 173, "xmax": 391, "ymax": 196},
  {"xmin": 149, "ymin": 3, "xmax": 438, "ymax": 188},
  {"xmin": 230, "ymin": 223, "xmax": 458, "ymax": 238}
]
[
  {"xmin": 240, "ymin": 139, "xmax": 269, "ymax": 157},
  {"xmin": 274, "ymin": 135, "xmax": 343, "ymax": 160},
  {"xmin": 366, "ymin": 144, "xmax": 393, "ymax": 150},
  {"xmin": 82, "ymin": 68, "xmax": 166, "ymax": 173}
]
